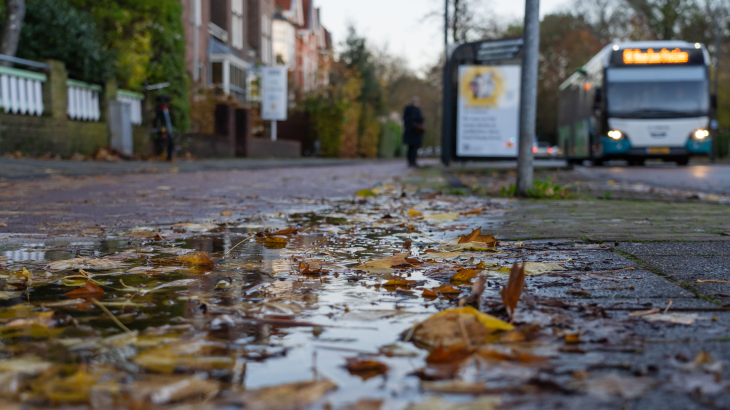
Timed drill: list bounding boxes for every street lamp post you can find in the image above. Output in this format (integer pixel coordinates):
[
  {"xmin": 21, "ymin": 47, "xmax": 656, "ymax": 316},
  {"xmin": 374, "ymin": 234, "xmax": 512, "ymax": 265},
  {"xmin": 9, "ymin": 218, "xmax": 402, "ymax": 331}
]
[{"xmin": 516, "ymin": 0, "xmax": 540, "ymax": 197}]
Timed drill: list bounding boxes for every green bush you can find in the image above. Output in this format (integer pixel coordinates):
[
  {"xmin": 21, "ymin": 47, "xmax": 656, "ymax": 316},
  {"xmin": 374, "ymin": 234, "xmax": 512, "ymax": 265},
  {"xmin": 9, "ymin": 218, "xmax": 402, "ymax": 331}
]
[
  {"xmin": 18, "ymin": 0, "xmax": 114, "ymax": 84},
  {"xmin": 305, "ymin": 96, "xmax": 344, "ymax": 158}
]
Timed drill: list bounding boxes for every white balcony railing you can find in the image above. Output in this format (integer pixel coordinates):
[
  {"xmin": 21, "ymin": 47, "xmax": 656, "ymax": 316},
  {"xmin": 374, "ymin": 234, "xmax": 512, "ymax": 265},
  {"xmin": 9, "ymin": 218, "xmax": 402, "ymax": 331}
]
[
  {"xmin": 0, "ymin": 66, "xmax": 46, "ymax": 116},
  {"xmin": 67, "ymin": 79, "xmax": 101, "ymax": 121},
  {"xmin": 117, "ymin": 89, "xmax": 144, "ymax": 125}
]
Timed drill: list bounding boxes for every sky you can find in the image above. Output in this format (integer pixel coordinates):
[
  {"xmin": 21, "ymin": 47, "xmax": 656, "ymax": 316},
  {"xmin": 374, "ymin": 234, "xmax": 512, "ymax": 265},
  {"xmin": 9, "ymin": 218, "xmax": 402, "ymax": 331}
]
[{"xmin": 315, "ymin": 0, "xmax": 570, "ymax": 74}]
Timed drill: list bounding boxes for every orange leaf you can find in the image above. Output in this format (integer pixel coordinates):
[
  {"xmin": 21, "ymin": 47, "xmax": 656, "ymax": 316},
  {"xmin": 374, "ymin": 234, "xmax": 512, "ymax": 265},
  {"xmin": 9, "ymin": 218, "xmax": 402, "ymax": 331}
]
[
  {"xmin": 382, "ymin": 280, "xmax": 417, "ymax": 288},
  {"xmin": 457, "ymin": 227, "xmax": 498, "ymax": 246},
  {"xmin": 431, "ymin": 285, "xmax": 462, "ymax": 294},
  {"xmin": 345, "ymin": 358, "xmax": 388, "ymax": 380},
  {"xmin": 426, "ymin": 343, "xmax": 474, "ymax": 364},
  {"xmin": 500, "ymin": 262, "xmax": 525, "ymax": 318},
  {"xmin": 270, "ymin": 227, "xmax": 299, "ymax": 236},
  {"xmin": 459, "ymin": 207, "xmax": 486, "ymax": 215},
  {"xmin": 158, "ymin": 251, "xmax": 215, "ymax": 266},
  {"xmin": 450, "ymin": 268, "xmax": 481, "ymax": 283},
  {"xmin": 65, "ymin": 281, "xmax": 105, "ymax": 298}
]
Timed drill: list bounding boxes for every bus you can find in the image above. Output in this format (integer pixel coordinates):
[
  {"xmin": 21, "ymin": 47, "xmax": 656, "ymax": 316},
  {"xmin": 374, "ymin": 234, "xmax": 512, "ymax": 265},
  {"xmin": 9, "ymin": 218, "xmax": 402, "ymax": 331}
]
[{"xmin": 558, "ymin": 41, "xmax": 715, "ymax": 166}]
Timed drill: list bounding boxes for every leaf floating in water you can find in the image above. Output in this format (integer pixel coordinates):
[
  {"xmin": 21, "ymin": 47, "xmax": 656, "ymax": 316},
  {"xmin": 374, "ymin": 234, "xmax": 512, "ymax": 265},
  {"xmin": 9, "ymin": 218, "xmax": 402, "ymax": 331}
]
[
  {"xmin": 263, "ymin": 236, "xmax": 288, "ymax": 249},
  {"xmin": 355, "ymin": 253, "xmax": 410, "ymax": 274},
  {"xmin": 411, "ymin": 306, "xmax": 514, "ymax": 349},
  {"xmin": 231, "ymin": 379, "xmax": 337, "ymax": 410},
  {"xmin": 345, "ymin": 357, "xmax": 388, "ymax": 380},
  {"xmin": 45, "ymin": 258, "xmax": 121, "ymax": 271},
  {"xmin": 406, "ymin": 396, "xmax": 501, "ymax": 410},
  {"xmin": 64, "ymin": 281, "xmax": 105, "ymax": 298},
  {"xmin": 450, "ymin": 268, "xmax": 482, "ymax": 283},
  {"xmin": 457, "ymin": 227, "xmax": 498, "ymax": 247},
  {"xmin": 156, "ymin": 251, "xmax": 215, "ymax": 267},
  {"xmin": 171, "ymin": 223, "xmax": 218, "ymax": 232}
]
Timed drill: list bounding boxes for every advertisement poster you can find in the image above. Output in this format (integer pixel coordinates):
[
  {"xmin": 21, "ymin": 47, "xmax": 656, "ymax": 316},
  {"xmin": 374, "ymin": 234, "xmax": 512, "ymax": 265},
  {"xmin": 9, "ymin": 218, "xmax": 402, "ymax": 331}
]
[
  {"xmin": 261, "ymin": 66, "xmax": 288, "ymax": 121},
  {"xmin": 456, "ymin": 65, "xmax": 521, "ymax": 157}
]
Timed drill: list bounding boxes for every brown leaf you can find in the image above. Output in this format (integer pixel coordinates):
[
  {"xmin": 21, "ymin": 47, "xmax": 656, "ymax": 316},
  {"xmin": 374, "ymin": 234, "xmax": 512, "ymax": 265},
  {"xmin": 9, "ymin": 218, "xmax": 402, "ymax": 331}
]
[
  {"xmin": 356, "ymin": 253, "xmax": 410, "ymax": 274},
  {"xmin": 298, "ymin": 260, "xmax": 328, "ymax": 275},
  {"xmin": 345, "ymin": 358, "xmax": 388, "ymax": 380},
  {"xmin": 382, "ymin": 279, "xmax": 418, "ymax": 288},
  {"xmin": 459, "ymin": 207, "xmax": 486, "ymax": 215},
  {"xmin": 220, "ymin": 211, "xmax": 232, "ymax": 216},
  {"xmin": 500, "ymin": 262, "xmax": 525, "ymax": 318},
  {"xmin": 450, "ymin": 268, "xmax": 481, "ymax": 283},
  {"xmin": 426, "ymin": 343, "xmax": 474, "ymax": 364},
  {"xmin": 65, "ymin": 281, "xmax": 105, "ymax": 298},
  {"xmin": 466, "ymin": 274, "xmax": 487, "ymax": 306},
  {"xmin": 157, "ymin": 251, "xmax": 215, "ymax": 267},
  {"xmin": 263, "ymin": 237, "xmax": 288, "ymax": 249},
  {"xmin": 457, "ymin": 228, "xmax": 498, "ymax": 246},
  {"xmin": 270, "ymin": 227, "xmax": 299, "ymax": 236},
  {"xmin": 431, "ymin": 285, "xmax": 462, "ymax": 294},
  {"xmin": 234, "ymin": 379, "xmax": 337, "ymax": 410},
  {"xmin": 422, "ymin": 191, "xmax": 442, "ymax": 199}
]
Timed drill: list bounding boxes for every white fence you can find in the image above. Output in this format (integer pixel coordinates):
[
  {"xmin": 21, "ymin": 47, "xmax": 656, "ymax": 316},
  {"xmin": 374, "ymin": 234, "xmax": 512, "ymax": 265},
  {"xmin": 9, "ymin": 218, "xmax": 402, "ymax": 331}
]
[
  {"xmin": 117, "ymin": 90, "xmax": 144, "ymax": 125},
  {"xmin": 0, "ymin": 67, "xmax": 46, "ymax": 116},
  {"xmin": 67, "ymin": 79, "xmax": 101, "ymax": 121}
]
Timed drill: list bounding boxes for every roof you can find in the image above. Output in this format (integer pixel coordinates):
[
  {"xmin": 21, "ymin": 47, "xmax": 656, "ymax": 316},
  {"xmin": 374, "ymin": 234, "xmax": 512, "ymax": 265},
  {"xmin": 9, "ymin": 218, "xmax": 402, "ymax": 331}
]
[{"xmin": 275, "ymin": 0, "xmax": 291, "ymax": 10}]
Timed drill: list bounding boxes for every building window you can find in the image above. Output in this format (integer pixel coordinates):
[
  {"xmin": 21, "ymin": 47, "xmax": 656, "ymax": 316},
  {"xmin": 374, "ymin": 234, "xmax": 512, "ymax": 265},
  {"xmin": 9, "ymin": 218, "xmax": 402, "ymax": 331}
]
[{"xmin": 232, "ymin": 0, "xmax": 244, "ymax": 49}]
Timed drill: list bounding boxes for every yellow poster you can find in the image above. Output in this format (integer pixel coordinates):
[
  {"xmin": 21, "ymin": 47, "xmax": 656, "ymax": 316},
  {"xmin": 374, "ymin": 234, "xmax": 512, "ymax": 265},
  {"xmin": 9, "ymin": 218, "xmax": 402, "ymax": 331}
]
[{"xmin": 456, "ymin": 65, "xmax": 521, "ymax": 157}]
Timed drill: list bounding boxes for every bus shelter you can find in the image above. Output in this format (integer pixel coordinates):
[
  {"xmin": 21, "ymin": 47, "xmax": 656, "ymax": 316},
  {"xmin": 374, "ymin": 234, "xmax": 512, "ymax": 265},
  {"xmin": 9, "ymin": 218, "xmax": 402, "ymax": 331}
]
[{"xmin": 441, "ymin": 38, "xmax": 524, "ymax": 165}]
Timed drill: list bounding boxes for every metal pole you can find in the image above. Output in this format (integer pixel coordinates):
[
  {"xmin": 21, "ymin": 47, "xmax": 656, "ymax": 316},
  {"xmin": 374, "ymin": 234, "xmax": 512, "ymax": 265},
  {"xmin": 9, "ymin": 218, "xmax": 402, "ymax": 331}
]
[
  {"xmin": 712, "ymin": 13, "xmax": 720, "ymax": 162},
  {"xmin": 271, "ymin": 120, "xmax": 277, "ymax": 141},
  {"xmin": 516, "ymin": 0, "xmax": 540, "ymax": 197},
  {"xmin": 444, "ymin": 0, "xmax": 449, "ymax": 62}
]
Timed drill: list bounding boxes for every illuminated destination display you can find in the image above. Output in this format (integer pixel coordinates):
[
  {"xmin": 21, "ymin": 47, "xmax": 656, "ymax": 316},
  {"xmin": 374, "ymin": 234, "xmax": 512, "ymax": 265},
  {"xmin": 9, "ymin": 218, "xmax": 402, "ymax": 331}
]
[{"xmin": 622, "ymin": 48, "xmax": 690, "ymax": 64}]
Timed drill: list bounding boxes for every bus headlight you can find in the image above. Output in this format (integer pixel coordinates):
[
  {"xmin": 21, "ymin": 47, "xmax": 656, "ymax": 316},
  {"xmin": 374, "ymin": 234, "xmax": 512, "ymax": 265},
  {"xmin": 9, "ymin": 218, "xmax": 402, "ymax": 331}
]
[
  {"xmin": 608, "ymin": 130, "xmax": 622, "ymax": 140},
  {"xmin": 694, "ymin": 129, "xmax": 710, "ymax": 140}
]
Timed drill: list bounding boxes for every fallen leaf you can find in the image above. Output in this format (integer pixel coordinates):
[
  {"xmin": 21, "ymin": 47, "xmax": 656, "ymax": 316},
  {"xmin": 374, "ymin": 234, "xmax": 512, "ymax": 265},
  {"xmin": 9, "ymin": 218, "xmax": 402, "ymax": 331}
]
[
  {"xmin": 421, "ymin": 191, "xmax": 442, "ymax": 199},
  {"xmin": 407, "ymin": 208, "xmax": 423, "ymax": 217},
  {"xmin": 356, "ymin": 189, "xmax": 376, "ymax": 197},
  {"xmin": 420, "ymin": 380, "xmax": 489, "ymax": 395},
  {"xmin": 411, "ymin": 306, "xmax": 514, "ymax": 349},
  {"xmin": 345, "ymin": 358, "xmax": 388, "ymax": 380},
  {"xmin": 65, "ymin": 281, "xmax": 105, "ymax": 298},
  {"xmin": 131, "ymin": 374, "xmax": 219, "ymax": 404},
  {"xmin": 157, "ymin": 251, "xmax": 215, "ymax": 267},
  {"xmin": 263, "ymin": 236, "xmax": 288, "ymax": 248},
  {"xmin": 37, "ymin": 370, "xmax": 102, "ymax": 403},
  {"xmin": 571, "ymin": 373, "xmax": 656, "ymax": 400},
  {"xmin": 125, "ymin": 231, "xmax": 164, "ymax": 240},
  {"xmin": 459, "ymin": 207, "xmax": 486, "ymax": 215},
  {"xmin": 406, "ymin": 396, "xmax": 500, "ymax": 410},
  {"xmin": 233, "ymin": 379, "xmax": 337, "ymax": 410},
  {"xmin": 382, "ymin": 279, "xmax": 418, "ymax": 288},
  {"xmin": 697, "ymin": 279, "xmax": 730, "ymax": 284},
  {"xmin": 450, "ymin": 268, "xmax": 482, "ymax": 283},
  {"xmin": 501, "ymin": 262, "xmax": 525, "ymax": 318},
  {"xmin": 457, "ymin": 228, "xmax": 498, "ymax": 246},
  {"xmin": 133, "ymin": 341, "xmax": 236, "ymax": 373},
  {"xmin": 495, "ymin": 262, "xmax": 565, "ymax": 275},
  {"xmin": 220, "ymin": 211, "xmax": 232, "ymax": 216},
  {"xmin": 270, "ymin": 227, "xmax": 299, "ymax": 236},
  {"xmin": 426, "ymin": 343, "xmax": 474, "ymax": 364},
  {"xmin": 425, "ymin": 212, "xmax": 459, "ymax": 221},
  {"xmin": 629, "ymin": 308, "xmax": 660, "ymax": 317},
  {"xmin": 299, "ymin": 259, "xmax": 328, "ymax": 274},
  {"xmin": 566, "ymin": 288, "xmax": 591, "ymax": 297},
  {"xmin": 428, "ymin": 285, "xmax": 462, "ymax": 295},
  {"xmin": 476, "ymin": 346, "xmax": 549, "ymax": 363},
  {"xmin": 171, "ymin": 223, "xmax": 218, "ymax": 232},
  {"xmin": 45, "ymin": 258, "xmax": 121, "ymax": 271},
  {"xmin": 643, "ymin": 313, "xmax": 710, "ymax": 325},
  {"xmin": 4, "ymin": 311, "xmax": 55, "ymax": 329},
  {"xmin": 355, "ymin": 253, "xmax": 410, "ymax": 274}
]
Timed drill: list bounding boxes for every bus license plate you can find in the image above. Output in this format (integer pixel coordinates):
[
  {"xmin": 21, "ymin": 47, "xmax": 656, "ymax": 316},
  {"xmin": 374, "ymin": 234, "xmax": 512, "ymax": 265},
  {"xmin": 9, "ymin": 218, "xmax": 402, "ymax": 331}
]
[{"xmin": 647, "ymin": 147, "xmax": 670, "ymax": 154}]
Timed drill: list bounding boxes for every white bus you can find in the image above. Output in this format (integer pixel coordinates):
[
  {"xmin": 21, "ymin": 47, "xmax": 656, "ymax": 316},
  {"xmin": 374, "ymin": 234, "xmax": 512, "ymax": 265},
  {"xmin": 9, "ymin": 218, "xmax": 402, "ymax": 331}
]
[{"xmin": 558, "ymin": 41, "xmax": 714, "ymax": 166}]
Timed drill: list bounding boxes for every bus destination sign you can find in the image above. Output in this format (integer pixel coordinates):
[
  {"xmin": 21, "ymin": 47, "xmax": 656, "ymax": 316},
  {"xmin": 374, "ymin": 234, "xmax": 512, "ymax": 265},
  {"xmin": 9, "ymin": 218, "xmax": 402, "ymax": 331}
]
[{"xmin": 611, "ymin": 47, "xmax": 704, "ymax": 66}]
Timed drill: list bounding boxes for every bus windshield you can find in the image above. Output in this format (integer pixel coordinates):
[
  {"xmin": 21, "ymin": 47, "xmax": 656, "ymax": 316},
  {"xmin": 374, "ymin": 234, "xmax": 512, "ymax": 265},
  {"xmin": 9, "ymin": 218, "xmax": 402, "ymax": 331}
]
[{"xmin": 606, "ymin": 67, "xmax": 709, "ymax": 118}]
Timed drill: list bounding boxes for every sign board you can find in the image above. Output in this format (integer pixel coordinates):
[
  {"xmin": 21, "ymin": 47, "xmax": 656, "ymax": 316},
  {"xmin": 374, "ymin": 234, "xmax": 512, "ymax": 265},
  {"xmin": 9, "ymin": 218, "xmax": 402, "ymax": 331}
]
[
  {"xmin": 456, "ymin": 65, "xmax": 521, "ymax": 157},
  {"xmin": 261, "ymin": 66, "xmax": 287, "ymax": 121}
]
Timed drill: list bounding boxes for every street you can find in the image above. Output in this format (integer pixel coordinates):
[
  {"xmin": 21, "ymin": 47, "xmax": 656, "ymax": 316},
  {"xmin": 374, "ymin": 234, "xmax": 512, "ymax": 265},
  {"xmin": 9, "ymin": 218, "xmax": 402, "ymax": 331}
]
[{"xmin": 2, "ymin": 159, "xmax": 730, "ymax": 409}]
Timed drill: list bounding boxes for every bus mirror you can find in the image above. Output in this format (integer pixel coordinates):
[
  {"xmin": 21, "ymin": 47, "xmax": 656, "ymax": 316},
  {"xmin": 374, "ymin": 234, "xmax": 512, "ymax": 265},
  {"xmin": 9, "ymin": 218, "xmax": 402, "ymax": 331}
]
[{"xmin": 711, "ymin": 94, "xmax": 717, "ymax": 110}]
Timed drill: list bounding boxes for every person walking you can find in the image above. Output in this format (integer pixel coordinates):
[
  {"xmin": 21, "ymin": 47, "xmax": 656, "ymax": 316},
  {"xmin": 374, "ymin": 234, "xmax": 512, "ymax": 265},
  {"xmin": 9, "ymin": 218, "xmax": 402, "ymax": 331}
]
[{"xmin": 402, "ymin": 97, "xmax": 425, "ymax": 167}]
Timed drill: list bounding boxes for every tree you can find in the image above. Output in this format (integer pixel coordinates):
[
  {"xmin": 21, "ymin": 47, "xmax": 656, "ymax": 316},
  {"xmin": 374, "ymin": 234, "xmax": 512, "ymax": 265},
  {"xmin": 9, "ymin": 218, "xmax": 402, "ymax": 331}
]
[
  {"xmin": 424, "ymin": 0, "xmax": 505, "ymax": 44},
  {"xmin": 0, "ymin": 0, "xmax": 24, "ymax": 66}
]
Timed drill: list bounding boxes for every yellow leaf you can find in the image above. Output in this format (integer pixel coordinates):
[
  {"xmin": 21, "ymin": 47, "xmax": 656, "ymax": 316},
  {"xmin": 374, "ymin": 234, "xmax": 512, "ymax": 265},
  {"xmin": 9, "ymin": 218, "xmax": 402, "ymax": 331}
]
[
  {"xmin": 157, "ymin": 251, "xmax": 215, "ymax": 267},
  {"xmin": 407, "ymin": 208, "xmax": 423, "ymax": 217},
  {"xmin": 412, "ymin": 306, "xmax": 514, "ymax": 348},
  {"xmin": 425, "ymin": 212, "xmax": 459, "ymax": 221},
  {"xmin": 355, "ymin": 253, "xmax": 410, "ymax": 274},
  {"xmin": 263, "ymin": 236, "xmax": 288, "ymax": 249},
  {"xmin": 450, "ymin": 268, "xmax": 482, "ymax": 283},
  {"xmin": 236, "ymin": 379, "xmax": 337, "ymax": 410},
  {"xmin": 220, "ymin": 211, "xmax": 232, "ymax": 216}
]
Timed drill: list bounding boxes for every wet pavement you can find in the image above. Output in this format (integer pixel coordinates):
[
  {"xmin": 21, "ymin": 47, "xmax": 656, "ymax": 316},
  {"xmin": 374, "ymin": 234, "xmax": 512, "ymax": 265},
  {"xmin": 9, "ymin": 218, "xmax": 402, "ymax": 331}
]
[{"xmin": 1, "ymin": 161, "xmax": 730, "ymax": 409}]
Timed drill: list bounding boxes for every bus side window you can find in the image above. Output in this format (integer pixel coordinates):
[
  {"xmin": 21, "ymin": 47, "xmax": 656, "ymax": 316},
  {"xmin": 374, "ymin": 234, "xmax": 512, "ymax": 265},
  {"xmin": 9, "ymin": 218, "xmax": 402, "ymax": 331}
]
[{"xmin": 593, "ymin": 88, "xmax": 603, "ymax": 114}]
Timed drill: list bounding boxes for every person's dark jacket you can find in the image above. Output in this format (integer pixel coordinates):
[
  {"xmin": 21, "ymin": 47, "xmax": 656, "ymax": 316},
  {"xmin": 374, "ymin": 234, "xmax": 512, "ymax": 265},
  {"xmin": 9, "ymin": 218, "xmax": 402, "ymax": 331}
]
[{"xmin": 402, "ymin": 104, "xmax": 424, "ymax": 146}]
